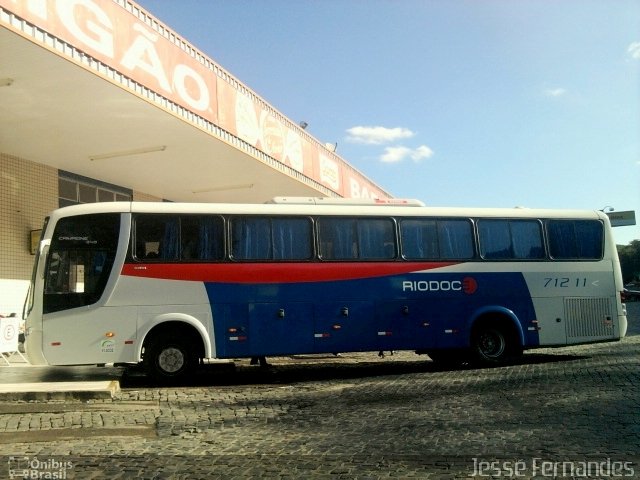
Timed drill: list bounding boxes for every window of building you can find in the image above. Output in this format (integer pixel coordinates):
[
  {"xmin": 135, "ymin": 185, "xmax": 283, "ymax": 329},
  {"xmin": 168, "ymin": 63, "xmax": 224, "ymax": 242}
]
[{"xmin": 58, "ymin": 171, "xmax": 132, "ymax": 207}]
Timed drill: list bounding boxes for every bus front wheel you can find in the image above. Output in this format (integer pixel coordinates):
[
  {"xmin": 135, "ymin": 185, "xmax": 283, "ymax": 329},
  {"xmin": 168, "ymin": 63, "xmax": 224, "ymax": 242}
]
[{"xmin": 143, "ymin": 334, "xmax": 195, "ymax": 382}]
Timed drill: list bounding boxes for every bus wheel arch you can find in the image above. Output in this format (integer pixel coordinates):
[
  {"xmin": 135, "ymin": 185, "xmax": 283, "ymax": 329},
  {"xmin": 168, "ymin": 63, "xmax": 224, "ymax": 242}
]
[
  {"xmin": 141, "ymin": 321, "xmax": 205, "ymax": 382},
  {"xmin": 469, "ymin": 311, "xmax": 523, "ymax": 365}
]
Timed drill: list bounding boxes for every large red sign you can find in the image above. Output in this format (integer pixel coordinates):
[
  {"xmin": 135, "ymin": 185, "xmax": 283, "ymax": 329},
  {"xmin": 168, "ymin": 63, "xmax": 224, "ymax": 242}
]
[{"xmin": 1, "ymin": 0, "xmax": 389, "ymax": 199}]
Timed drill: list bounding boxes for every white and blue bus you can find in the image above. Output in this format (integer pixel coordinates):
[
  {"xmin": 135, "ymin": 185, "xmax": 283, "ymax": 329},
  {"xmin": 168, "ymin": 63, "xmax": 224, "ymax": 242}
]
[{"xmin": 23, "ymin": 198, "xmax": 627, "ymax": 381}]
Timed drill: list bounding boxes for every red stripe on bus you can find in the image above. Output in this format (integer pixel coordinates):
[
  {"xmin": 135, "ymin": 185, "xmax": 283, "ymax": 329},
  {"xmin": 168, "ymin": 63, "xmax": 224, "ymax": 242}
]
[{"xmin": 120, "ymin": 262, "xmax": 457, "ymax": 284}]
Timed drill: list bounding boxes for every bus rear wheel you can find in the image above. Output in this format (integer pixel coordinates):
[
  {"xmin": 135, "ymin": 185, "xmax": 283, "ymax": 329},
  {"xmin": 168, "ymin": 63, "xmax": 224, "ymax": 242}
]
[
  {"xmin": 143, "ymin": 334, "xmax": 195, "ymax": 383},
  {"xmin": 470, "ymin": 321, "xmax": 521, "ymax": 366}
]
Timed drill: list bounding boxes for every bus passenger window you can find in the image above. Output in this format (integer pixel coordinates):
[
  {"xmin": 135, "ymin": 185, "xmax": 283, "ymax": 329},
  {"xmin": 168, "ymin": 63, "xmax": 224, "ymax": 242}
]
[
  {"xmin": 511, "ymin": 221, "xmax": 544, "ymax": 259},
  {"xmin": 318, "ymin": 218, "xmax": 395, "ymax": 260},
  {"xmin": 134, "ymin": 215, "xmax": 179, "ymax": 261},
  {"xmin": 271, "ymin": 218, "xmax": 312, "ymax": 260},
  {"xmin": 478, "ymin": 219, "xmax": 544, "ymax": 260},
  {"xmin": 318, "ymin": 218, "xmax": 357, "ymax": 260},
  {"xmin": 548, "ymin": 220, "xmax": 603, "ymax": 260},
  {"xmin": 479, "ymin": 220, "xmax": 511, "ymax": 259},
  {"xmin": 401, "ymin": 219, "xmax": 474, "ymax": 260},
  {"xmin": 400, "ymin": 220, "xmax": 439, "ymax": 259},
  {"xmin": 231, "ymin": 216, "xmax": 311, "ymax": 261},
  {"xmin": 437, "ymin": 220, "xmax": 474, "ymax": 259},
  {"xmin": 232, "ymin": 217, "xmax": 271, "ymax": 260},
  {"xmin": 180, "ymin": 215, "xmax": 224, "ymax": 261},
  {"xmin": 357, "ymin": 219, "xmax": 396, "ymax": 259}
]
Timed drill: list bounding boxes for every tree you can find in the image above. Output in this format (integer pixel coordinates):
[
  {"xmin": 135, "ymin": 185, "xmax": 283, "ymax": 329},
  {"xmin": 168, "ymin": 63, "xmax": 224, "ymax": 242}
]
[{"xmin": 617, "ymin": 240, "xmax": 640, "ymax": 284}]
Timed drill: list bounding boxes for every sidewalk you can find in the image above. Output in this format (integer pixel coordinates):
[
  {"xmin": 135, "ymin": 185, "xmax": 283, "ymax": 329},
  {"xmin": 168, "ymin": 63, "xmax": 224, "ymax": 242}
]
[{"xmin": 0, "ymin": 357, "xmax": 123, "ymax": 400}]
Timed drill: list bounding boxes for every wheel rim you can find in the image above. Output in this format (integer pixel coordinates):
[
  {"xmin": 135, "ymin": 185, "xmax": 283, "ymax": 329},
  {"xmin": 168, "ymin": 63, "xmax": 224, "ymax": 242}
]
[
  {"xmin": 157, "ymin": 346, "xmax": 185, "ymax": 374},
  {"xmin": 477, "ymin": 329, "xmax": 505, "ymax": 359}
]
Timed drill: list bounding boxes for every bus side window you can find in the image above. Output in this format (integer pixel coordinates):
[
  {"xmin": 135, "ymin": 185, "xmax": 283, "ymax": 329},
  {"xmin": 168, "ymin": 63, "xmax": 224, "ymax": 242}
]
[
  {"xmin": 197, "ymin": 216, "xmax": 224, "ymax": 260},
  {"xmin": 400, "ymin": 219, "xmax": 438, "ymax": 259},
  {"xmin": 511, "ymin": 220, "xmax": 544, "ymax": 259},
  {"xmin": 357, "ymin": 219, "xmax": 396, "ymax": 259},
  {"xmin": 272, "ymin": 218, "xmax": 312, "ymax": 260},
  {"xmin": 231, "ymin": 217, "xmax": 271, "ymax": 260},
  {"xmin": 573, "ymin": 220, "xmax": 603, "ymax": 259},
  {"xmin": 134, "ymin": 215, "xmax": 178, "ymax": 261},
  {"xmin": 438, "ymin": 220, "xmax": 474, "ymax": 259},
  {"xmin": 478, "ymin": 219, "xmax": 544, "ymax": 260},
  {"xmin": 478, "ymin": 220, "xmax": 512, "ymax": 259},
  {"xmin": 160, "ymin": 218, "xmax": 179, "ymax": 260},
  {"xmin": 548, "ymin": 220, "xmax": 603, "ymax": 260},
  {"xmin": 231, "ymin": 216, "xmax": 311, "ymax": 261},
  {"xmin": 318, "ymin": 218, "xmax": 357, "ymax": 260},
  {"xmin": 318, "ymin": 218, "xmax": 395, "ymax": 260},
  {"xmin": 401, "ymin": 218, "xmax": 474, "ymax": 260},
  {"xmin": 180, "ymin": 215, "xmax": 224, "ymax": 261}
]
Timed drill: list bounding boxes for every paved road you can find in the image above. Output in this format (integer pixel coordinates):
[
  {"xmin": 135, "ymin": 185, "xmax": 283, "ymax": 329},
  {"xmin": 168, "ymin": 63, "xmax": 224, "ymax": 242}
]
[{"xmin": 1, "ymin": 303, "xmax": 638, "ymax": 479}]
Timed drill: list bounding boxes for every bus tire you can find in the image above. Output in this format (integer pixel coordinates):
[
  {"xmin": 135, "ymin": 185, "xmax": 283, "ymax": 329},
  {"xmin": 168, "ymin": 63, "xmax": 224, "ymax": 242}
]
[
  {"xmin": 470, "ymin": 319, "xmax": 521, "ymax": 366},
  {"xmin": 143, "ymin": 333, "xmax": 195, "ymax": 383}
]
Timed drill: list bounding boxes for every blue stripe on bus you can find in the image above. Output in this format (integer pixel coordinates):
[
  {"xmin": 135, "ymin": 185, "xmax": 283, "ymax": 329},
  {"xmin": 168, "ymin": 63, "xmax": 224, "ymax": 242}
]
[{"xmin": 204, "ymin": 272, "xmax": 539, "ymax": 358}]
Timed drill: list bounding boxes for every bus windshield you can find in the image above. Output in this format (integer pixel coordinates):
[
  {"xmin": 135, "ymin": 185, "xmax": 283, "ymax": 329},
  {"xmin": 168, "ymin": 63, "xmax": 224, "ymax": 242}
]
[{"xmin": 43, "ymin": 213, "xmax": 120, "ymax": 314}]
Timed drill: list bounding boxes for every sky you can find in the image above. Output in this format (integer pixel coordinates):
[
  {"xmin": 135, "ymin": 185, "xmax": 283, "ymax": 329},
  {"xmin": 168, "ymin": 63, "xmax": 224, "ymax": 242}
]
[{"xmin": 136, "ymin": 0, "xmax": 640, "ymax": 245}]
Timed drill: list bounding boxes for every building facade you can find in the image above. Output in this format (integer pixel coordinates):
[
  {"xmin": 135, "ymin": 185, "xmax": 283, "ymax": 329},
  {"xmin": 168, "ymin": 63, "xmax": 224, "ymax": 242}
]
[{"xmin": 0, "ymin": 0, "xmax": 389, "ymax": 314}]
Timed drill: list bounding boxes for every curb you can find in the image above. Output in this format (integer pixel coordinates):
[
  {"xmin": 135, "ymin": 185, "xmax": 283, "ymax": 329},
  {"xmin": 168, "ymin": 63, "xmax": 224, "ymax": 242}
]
[{"xmin": 0, "ymin": 381, "xmax": 120, "ymax": 401}]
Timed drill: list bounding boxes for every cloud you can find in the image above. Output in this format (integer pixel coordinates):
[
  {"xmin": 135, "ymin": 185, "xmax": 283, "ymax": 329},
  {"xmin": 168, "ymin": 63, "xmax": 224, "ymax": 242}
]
[
  {"xmin": 544, "ymin": 87, "xmax": 566, "ymax": 97},
  {"xmin": 380, "ymin": 145, "xmax": 433, "ymax": 163},
  {"xmin": 628, "ymin": 42, "xmax": 640, "ymax": 60},
  {"xmin": 380, "ymin": 146, "xmax": 411, "ymax": 163},
  {"xmin": 346, "ymin": 124, "xmax": 433, "ymax": 164},
  {"xmin": 412, "ymin": 145, "xmax": 434, "ymax": 160},
  {"xmin": 346, "ymin": 126, "xmax": 414, "ymax": 145}
]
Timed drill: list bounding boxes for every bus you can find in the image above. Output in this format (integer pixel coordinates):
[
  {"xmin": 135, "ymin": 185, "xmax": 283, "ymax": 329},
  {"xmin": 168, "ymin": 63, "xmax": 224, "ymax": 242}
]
[{"xmin": 23, "ymin": 198, "xmax": 627, "ymax": 381}]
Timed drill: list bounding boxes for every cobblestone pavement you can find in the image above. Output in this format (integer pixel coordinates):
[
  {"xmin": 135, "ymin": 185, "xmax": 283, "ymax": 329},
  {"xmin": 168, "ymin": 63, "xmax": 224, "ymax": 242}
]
[{"xmin": 0, "ymin": 304, "xmax": 638, "ymax": 479}]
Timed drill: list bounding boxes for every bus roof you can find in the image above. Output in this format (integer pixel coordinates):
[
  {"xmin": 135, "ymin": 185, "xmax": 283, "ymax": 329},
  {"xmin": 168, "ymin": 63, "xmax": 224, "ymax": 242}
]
[{"xmin": 46, "ymin": 201, "xmax": 608, "ymax": 222}]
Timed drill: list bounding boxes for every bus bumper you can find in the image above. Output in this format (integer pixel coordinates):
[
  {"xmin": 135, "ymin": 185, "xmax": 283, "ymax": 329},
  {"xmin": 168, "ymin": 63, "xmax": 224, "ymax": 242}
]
[
  {"xmin": 619, "ymin": 312, "xmax": 628, "ymax": 339},
  {"xmin": 24, "ymin": 328, "xmax": 47, "ymax": 365}
]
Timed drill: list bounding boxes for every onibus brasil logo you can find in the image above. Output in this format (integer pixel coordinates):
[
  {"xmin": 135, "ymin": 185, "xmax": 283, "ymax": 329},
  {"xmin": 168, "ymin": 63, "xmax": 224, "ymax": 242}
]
[{"xmin": 8, "ymin": 456, "xmax": 74, "ymax": 479}]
